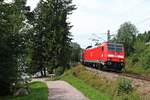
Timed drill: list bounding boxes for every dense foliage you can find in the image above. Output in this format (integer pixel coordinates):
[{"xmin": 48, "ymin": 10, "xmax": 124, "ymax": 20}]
[
  {"xmin": 116, "ymin": 22, "xmax": 138, "ymax": 56},
  {"xmin": 70, "ymin": 42, "xmax": 82, "ymax": 64},
  {"xmin": 0, "ymin": 0, "xmax": 30, "ymax": 95},
  {"xmin": 0, "ymin": 0, "xmax": 76, "ymax": 95},
  {"xmin": 126, "ymin": 31, "xmax": 150, "ymax": 75},
  {"xmin": 30, "ymin": 0, "xmax": 76, "ymax": 76}
]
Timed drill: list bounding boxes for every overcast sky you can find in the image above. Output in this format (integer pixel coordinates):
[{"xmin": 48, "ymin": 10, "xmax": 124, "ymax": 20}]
[{"xmin": 26, "ymin": 0, "xmax": 150, "ymax": 48}]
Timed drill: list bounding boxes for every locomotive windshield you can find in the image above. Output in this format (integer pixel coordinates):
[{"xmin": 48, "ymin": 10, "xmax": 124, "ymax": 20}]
[{"xmin": 108, "ymin": 43, "xmax": 123, "ymax": 52}]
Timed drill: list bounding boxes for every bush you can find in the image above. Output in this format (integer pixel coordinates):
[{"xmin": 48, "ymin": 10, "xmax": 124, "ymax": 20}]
[
  {"xmin": 47, "ymin": 67, "xmax": 53, "ymax": 74},
  {"xmin": 126, "ymin": 43, "xmax": 150, "ymax": 68},
  {"xmin": 117, "ymin": 77, "xmax": 133, "ymax": 95},
  {"xmin": 131, "ymin": 54, "xmax": 139, "ymax": 64},
  {"xmin": 55, "ymin": 67, "xmax": 65, "ymax": 76},
  {"xmin": 140, "ymin": 49, "xmax": 150, "ymax": 69},
  {"xmin": 126, "ymin": 47, "xmax": 150, "ymax": 76}
]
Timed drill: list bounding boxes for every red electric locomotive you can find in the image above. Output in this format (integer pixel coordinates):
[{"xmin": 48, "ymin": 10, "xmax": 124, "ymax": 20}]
[{"xmin": 81, "ymin": 42, "xmax": 125, "ymax": 71}]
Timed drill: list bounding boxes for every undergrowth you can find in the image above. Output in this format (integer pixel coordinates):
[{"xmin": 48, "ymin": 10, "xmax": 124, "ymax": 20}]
[{"xmin": 125, "ymin": 63, "xmax": 150, "ymax": 77}]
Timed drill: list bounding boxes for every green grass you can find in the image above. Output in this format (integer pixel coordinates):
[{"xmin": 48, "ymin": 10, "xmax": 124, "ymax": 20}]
[
  {"xmin": 125, "ymin": 66, "xmax": 150, "ymax": 77},
  {"xmin": 0, "ymin": 81, "xmax": 48, "ymax": 100},
  {"xmin": 61, "ymin": 74, "xmax": 110, "ymax": 100},
  {"xmin": 59, "ymin": 65, "xmax": 141, "ymax": 100},
  {"xmin": 125, "ymin": 57, "xmax": 150, "ymax": 77}
]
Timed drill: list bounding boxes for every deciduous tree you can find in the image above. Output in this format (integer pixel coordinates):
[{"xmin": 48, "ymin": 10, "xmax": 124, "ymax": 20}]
[
  {"xmin": 117, "ymin": 22, "xmax": 138, "ymax": 56},
  {"xmin": 0, "ymin": 0, "xmax": 30, "ymax": 95},
  {"xmin": 30, "ymin": 0, "xmax": 76, "ymax": 76}
]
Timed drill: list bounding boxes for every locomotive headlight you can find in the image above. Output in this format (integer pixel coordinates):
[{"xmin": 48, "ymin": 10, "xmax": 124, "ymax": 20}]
[
  {"xmin": 120, "ymin": 59, "xmax": 124, "ymax": 62},
  {"xmin": 108, "ymin": 54, "xmax": 114, "ymax": 57},
  {"xmin": 117, "ymin": 55, "xmax": 124, "ymax": 58}
]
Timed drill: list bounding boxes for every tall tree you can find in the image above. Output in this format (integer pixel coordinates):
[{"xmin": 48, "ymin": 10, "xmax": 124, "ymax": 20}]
[
  {"xmin": 117, "ymin": 22, "xmax": 138, "ymax": 56},
  {"xmin": 50, "ymin": 0, "xmax": 76, "ymax": 67},
  {"xmin": 0, "ymin": 0, "xmax": 30, "ymax": 95},
  {"xmin": 70, "ymin": 42, "xmax": 82, "ymax": 63},
  {"xmin": 31, "ymin": 0, "xmax": 76, "ymax": 76}
]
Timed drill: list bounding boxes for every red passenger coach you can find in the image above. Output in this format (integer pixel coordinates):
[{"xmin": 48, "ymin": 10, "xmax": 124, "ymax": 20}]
[{"xmin": 81, "ymin": 42, "xmax": 125, "ymax": 71}]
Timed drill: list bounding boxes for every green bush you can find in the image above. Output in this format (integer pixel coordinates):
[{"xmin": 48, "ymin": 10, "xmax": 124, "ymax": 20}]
[
  {"xmin": 131, "ymin": 54, "xmax": 139, "ymax": 64},
  {"xmin": 47, "ymin": 67, "xmax": 53, "ymax": 74},
  {"xmin": 140, "ymin": 48, "xmax": 150, "ymax": 69},
  {"xmin": 117, "ymin": 77, "xmax": 133, "ymax": 95},
  {"xmin": 55, "ymin": 67, "xmax": 65, "ymax": 76},
  {"xmin": 126, "ymin": 47, "xmax": 150, "ymax": 76}
]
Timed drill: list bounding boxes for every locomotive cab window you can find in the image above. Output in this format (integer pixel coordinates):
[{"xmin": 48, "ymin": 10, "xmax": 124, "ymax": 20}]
[
  {"xmin": 108, "ymin": 43, "xmax": 123, "ymax": 52},
  {"xmin": 116, "ymin": 45, "xmax": 123, "ymax": 52}
]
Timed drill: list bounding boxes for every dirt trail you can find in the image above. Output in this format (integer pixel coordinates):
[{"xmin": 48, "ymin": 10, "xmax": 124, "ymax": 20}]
[{"xmin": 32, "ymin": 78, "xmax": 88, "ymax": 100}]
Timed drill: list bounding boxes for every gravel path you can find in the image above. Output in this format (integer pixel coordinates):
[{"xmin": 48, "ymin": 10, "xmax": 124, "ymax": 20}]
[
  {"xmin": 32, "ymin": 78, "xmax": 88, "ymax": 100},
  {"xmin": 47, "ymin": 81, "xmax": 88, "ymax": 100}
]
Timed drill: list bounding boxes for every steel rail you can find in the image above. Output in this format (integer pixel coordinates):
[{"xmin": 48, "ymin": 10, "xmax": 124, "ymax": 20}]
[{"xmin": 85, "ymin": 66, "xmax": 150, "ymax": 82}]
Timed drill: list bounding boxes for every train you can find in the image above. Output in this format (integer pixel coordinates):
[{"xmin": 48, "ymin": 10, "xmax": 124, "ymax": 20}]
[{"xmin": 81, "ymin": 42, "xmax": 125, "ymax": 71}]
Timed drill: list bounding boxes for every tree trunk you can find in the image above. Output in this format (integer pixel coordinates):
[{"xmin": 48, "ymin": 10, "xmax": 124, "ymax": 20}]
[
  {"xmin": 40, "ymin": 68, "xmax": 44, "ymax": 77},
  {"xmin": 43, "ymin": 67, "xmax": 46, "ymax": 77}
]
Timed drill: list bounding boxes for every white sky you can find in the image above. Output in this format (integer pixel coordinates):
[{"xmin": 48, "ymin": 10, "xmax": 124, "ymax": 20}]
[
  {"xmin": 12, "ymin": 0, "xmax": 150, "ymax": 48},
  {"xmin": 69, "ymin": 0, "xmax": 150, "ymax": 48}
]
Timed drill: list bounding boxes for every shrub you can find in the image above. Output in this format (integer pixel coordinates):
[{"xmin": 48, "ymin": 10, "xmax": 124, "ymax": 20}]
[
  {"xmin": 131, "ymin": 54, "xmax": 139, "ymax": 64},
  {"xmin": 117, "ymin": 77, "xmax": 133, "ymax": 95},
  {"xmin": 141, "ymin": 49, "xmax": 150, "ymax": 69},
  {"xmin": 47, "ymin": 67, "xmax": 53, "ymax": 74},
  {"xmin": 55, "ymin": 67, "xmax": 65, "ymax": 76}
]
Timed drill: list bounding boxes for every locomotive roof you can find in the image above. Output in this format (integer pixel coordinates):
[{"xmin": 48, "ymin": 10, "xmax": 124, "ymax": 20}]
[{"xmin": 85, "ymin": 42, "xmax": 123, "ymax": 50}]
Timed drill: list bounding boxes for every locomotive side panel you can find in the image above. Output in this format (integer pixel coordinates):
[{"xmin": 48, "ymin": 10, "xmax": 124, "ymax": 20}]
[
  {"xmin": 81, "ymin": 42, "xmax": 125, "ymax": 71},
  {"xmin": 83, "ymin": 43, "xmax": 108, "ymax": 64},
  {"xmin": 83, "ymin": 46, "xmax": 102, "ymax": 62}
]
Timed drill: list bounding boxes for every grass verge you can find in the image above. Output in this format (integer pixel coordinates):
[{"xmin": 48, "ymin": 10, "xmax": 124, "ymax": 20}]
[
  {"xmin": 0, "ymin": 81, "xmax": 48, "ymax": 100},
  {"xmin": 125, "ymin": 65, "xmax": 150, "ymax": 77},
  {"xmin": 125, "ymin": 57, "xmax": 150, "ymax": 77},
  {"xmin": 60, "ymin": 65, "xmax": 140, "ymax": 100},
  {"xmin": 61, "ymin": 74, "xmax": 110, "ymax": 100}
]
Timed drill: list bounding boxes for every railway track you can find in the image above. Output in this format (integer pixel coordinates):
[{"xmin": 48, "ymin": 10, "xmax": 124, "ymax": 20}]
[
  {"xmin": 121, "ymin": 72, "xmax": 150, "ymax": 82},
  {"xmin": 85, "ymin": 66, "xmax": 150, "ymax": 82}
]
